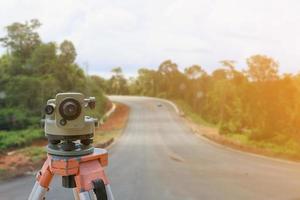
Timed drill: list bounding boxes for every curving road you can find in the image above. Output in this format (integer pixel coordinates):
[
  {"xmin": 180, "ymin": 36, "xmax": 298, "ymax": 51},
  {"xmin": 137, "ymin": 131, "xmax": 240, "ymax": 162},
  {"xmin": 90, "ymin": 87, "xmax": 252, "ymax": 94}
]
[{"xmin": 1, "ymin": 96, "xmax": 300, "ymax": 199}]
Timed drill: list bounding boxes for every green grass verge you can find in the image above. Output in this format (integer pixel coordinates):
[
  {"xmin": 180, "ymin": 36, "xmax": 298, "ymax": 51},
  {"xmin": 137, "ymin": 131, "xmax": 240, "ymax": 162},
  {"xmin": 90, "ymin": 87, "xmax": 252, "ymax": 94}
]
[
  {"xmin": 173, "ymin": 99, "xmax": 216, "ymax": 128},
  {"xmin": 0, "ymin": 168, "xmax": 7, "ymax": 176},
  {"xmin": 173, "ymin": 99, "xmax": 300, "ymax": 158},
  {"xmin": 226, "ymin": 133, "xmax": 300, "ymax": 156},
  {"xmin": 0, "ymin": 129, "xmax": 44, "ymax": 151}
]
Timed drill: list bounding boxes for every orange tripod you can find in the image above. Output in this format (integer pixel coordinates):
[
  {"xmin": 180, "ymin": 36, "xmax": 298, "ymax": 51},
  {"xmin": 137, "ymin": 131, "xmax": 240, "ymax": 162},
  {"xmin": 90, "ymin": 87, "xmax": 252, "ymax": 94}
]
[{"xmin": 28, "ymin": 148, "xmax": 114, "ymax": 200}]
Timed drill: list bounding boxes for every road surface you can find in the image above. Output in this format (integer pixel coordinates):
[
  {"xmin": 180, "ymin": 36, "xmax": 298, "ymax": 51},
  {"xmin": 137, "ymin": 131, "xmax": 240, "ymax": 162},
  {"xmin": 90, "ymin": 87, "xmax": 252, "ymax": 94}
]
[{"xmin": 1, "ymin": 96, "xmax": 300, "ymax": 200}]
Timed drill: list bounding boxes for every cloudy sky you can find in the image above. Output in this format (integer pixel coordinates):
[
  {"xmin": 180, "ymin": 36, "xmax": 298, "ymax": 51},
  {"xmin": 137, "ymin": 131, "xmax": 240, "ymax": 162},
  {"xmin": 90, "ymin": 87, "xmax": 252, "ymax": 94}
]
[{"xmin": 0, "ymin": 0, "xmax": 300, "ymax": 77}]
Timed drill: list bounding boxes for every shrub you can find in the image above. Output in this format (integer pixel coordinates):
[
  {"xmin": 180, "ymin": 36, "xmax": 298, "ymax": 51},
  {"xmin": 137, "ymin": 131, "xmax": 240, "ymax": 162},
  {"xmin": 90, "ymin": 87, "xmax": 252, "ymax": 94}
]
[
  {"xmin": 249, "ymin": 128, "xmax": 274, "ymax": 141},
  {"xmin": 219, "ymin": 123, "xmax": 230, "ymax": 135},
  {"xmin": 0, "ymin": 129, "xmax": 44, "ymax": 150},
  {"xmin": 0, "ymin": 108, "xmax": 39, "ymax": 130}
]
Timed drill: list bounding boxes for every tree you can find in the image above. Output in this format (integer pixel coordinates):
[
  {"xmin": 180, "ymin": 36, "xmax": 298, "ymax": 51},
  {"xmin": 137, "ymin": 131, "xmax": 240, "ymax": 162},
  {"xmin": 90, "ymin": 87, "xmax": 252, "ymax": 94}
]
[
  {"xmin": 0, "ymin": 55, "xmax": 10, "ymax": 89},
  {"xmin": 212, "ymin": 68, "xmax": 227, "ymax": 80},
  {"xmin": 246, "ymin": 55, "xmax": 279, "ymax": 82},
  {"xmin": 135, "ymin": 68, "xmax": 158, "ymax": 96},
  {"xmin": 158, "ymin": 60, "xmax": 178, "ymax": 75},
  {"xmin": 111, "ymin": 67, "xmax": 122, "ymax": 76},
  {"xmin": 157, "ymin": 60, "xmax": 184, "ymax": 98},
  {"xmin": 59, "ymin": 40, "xmax": 77, "ymax": 64},
  {"xmin": 27, "ymin": 42, "xmax": 57, "ymax": 75},
  {"xmin": 183, "ymin": 65, "xmax": 207, "ymax": 109},
  {"xmin": 90, "ymin": 75, "xmax": 107, "ymax": 92},
  {"xmin": 0, "ymin": 20, "xmax": 107, "ymax": 129},
  {"xmin": 184, "ymin": 65, "xmax": 206, "ymax": 80},
  {"xmin": 0, "ymin": 19, "xmax": 41, "ymax": 62},
  {"xmin": 108, "ymin": 67, "xmax": 128, "ymax": 95},
  {"xmin": 220, "ymin": 60, "xmax": 236, "ymax": 71}
]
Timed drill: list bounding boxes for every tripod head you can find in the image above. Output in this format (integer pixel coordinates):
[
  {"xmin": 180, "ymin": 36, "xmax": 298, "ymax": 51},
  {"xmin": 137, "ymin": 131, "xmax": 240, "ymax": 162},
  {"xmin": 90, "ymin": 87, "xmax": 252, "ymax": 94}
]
[{"xmin": 44, "ymin": 92, "xmax": 98, "ymax": 156}]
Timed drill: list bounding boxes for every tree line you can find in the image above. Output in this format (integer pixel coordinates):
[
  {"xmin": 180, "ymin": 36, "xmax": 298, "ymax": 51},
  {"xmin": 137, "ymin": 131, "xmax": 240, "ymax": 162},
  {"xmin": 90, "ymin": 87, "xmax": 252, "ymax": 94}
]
[
  {"xmin": 0, "ymin": 19, "xmax": 107, "ymax": 130},
  {"xmin": 1, "ymin": 19, "xmax": 299, "ymax": 145},
  {"xmin": 105, "ymin": 58, "xmax": 300, "ymax": 143}
]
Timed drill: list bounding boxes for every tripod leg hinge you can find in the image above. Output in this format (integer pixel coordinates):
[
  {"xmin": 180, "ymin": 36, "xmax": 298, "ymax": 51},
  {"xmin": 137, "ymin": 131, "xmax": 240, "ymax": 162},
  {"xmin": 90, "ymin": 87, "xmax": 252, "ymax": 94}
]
[
  {"xmin": 75, "ymin": 159, "xmax": 109, "ymax": 192},
  {"xmin": 36, "ymin": 157, "xmax": 53, "ymax": 189}
]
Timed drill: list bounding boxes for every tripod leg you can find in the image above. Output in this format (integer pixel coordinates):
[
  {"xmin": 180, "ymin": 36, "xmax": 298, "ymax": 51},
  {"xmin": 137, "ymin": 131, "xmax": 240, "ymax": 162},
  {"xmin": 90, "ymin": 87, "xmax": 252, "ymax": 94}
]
[
  {"xmin": 105, "ymin": 184, "xmax": 115, "ymax": 200},
  {"xmin": 78, "ymin": 186, "xmax": 114, "ymax": 200},
  {"xmin": 28, "ymin": 157, "xmax": 53, "ymax": 200},
  {"xmin": 73, "ymin": 188, "xmax": 80, "ymax": 200},
  {"xmin": 79, "ymin": 191, "xmax": 96, "ymax": 200},
  {"xmin": 28, "ymin": 181, "xmax": 48, "ymax": 200}
]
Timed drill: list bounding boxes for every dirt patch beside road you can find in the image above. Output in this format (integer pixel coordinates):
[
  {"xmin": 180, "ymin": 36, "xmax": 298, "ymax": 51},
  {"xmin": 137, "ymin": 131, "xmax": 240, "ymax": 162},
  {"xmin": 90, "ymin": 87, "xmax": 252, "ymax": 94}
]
[{"xmin": 94, "ymin": 103, "xmax": 130, "ymax": 146}]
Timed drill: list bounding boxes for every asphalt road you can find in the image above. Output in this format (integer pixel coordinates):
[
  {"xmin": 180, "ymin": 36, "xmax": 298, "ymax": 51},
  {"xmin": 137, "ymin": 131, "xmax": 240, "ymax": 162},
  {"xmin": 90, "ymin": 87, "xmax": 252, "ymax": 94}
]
[{"xmin": 1, "ymin": 96, "xmax": 300, "ymax": 200}]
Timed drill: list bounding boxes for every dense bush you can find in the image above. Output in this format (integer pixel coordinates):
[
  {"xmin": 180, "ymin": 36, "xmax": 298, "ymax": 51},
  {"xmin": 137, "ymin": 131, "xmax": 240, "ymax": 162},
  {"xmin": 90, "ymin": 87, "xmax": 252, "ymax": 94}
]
[{"xmin": 0, "ymin": 108, "xmax": 39, "ymax": 130}]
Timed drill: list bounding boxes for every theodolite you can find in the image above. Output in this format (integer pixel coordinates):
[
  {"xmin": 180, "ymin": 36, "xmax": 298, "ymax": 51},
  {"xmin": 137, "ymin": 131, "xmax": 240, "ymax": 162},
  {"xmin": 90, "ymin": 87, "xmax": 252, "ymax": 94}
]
[{"xmin": 28, "ymin": 92, "xmax": 114, "ymax": 200}]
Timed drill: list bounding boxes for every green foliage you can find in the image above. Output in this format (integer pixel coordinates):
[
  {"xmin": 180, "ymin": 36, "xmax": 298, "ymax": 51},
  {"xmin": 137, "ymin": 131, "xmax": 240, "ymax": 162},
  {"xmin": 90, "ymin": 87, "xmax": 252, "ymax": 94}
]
[
  {"xmin": 0, "ymin": 108, "xmax": 39, "ymax": 130},
  {"xmin": 106, "ymin": 67, "xmax": 129, "ymax": 95},
  {"xmin": 132, "ymin": 68, "xmax": 159, "ymax": 96},
  {"xmin": 27, "ymin": 42, "xmax": 57, "ymax": 75},
  {"xmin": 219, "ymin": 123, "xmax": 231, "ymax": 135},
  {"xmin": 59, "ymin": 40, "xmax": 77, "ymax": 64},
  {"xmin": 226, "ymin": 132, "xmax": 300, "ymax": 156},
  {"xmin": 0, "ymin": 19, "xmax": 41, "ymax": 62},
  {"xmin": 0, "ymin": 129, "xmax": 43, "ymax": 150},
  {"xmin": 175, "ymin": 99, "xmax": 214, "ymax": 127},
  {"xmin": 85, "ymin": 76, "xmax": 108, "ymax": 119},
  {"xmin": 247, "ymin": 54, "xmax": 279, "ymax": 82},
  {"xmin": 0, "ymin": 168, "xmax": 7, "ymax": 176}
]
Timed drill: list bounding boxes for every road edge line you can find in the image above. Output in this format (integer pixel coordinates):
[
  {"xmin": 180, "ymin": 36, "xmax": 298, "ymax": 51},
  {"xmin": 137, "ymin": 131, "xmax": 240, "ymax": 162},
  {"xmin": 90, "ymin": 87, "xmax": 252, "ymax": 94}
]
[{"xmin": 100, "ymin": 102, "xmax": 116, "ymax": 124}]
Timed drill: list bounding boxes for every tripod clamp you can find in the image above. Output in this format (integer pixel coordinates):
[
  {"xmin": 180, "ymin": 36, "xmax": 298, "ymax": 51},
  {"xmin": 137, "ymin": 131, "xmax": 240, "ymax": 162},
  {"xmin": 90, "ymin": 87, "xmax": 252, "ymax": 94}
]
[{"xmin": 28, "ymin": 148, "xmax": 114, "ymax": 200}]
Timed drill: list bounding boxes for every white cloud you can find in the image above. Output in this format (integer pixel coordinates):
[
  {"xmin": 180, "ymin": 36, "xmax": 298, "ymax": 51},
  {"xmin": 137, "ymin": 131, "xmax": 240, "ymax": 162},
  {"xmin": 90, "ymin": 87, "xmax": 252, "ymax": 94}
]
[{"xmin": 1, "ymin": 0, "xmax": 300, "ymax": 77}]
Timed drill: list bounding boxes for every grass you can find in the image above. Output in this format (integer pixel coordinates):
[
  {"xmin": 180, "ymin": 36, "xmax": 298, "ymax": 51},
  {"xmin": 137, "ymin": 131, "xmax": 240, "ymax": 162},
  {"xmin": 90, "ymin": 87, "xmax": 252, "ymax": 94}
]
[
  {"xmin": 226, "ymin": 133, "xmax": 300, "ymax": 156},
  {"xmin": 94, "ymin": 130, "xmax": 120, "ymax": 144},
  {"xmin": 0, "ymin": 129, "xmax": 44, "ymax": 151},
  {"xmin": 0, "ymin": 168, "xmax": 6, "ymax": 176},
  {"xmin": 20, "ymin": 146, "xmax": 46, "ymax": 163},
  {"xmin": 173, "ymin": 99, "xmax": 300, "ymax": 160},
  {"xmin": 173, "ymin": 99, "xmax": 216, "ymax": 128}
]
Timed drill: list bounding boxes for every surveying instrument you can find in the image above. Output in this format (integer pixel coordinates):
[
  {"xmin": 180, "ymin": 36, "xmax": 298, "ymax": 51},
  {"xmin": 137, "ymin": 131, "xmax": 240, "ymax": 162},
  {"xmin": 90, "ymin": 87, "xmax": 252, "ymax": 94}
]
[{"xmin": 28, "ymin": 93, "xmax": 115, "ymax": 200}]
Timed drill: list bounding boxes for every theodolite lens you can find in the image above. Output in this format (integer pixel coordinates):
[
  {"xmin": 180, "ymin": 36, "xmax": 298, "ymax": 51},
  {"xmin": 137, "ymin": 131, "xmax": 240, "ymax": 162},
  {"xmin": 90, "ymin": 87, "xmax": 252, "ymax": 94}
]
[
  {"xmin": 59, "ymin": 98, "xmax": 81, "ymax": 120},
  {"xmin": 63, "ymin": 102, "xmax": 77, "ymax": 116}
]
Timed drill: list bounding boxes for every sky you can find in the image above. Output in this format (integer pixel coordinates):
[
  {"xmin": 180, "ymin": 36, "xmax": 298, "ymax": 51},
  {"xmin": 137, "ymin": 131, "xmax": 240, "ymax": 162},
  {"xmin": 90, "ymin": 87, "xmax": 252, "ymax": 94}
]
[{"xmin": 0, "ymin": 0, "xmax": 300, "ymax": 78}]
